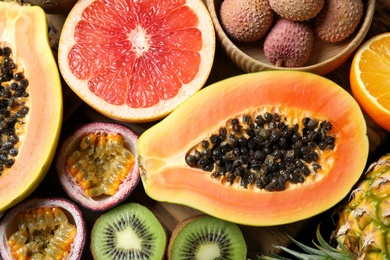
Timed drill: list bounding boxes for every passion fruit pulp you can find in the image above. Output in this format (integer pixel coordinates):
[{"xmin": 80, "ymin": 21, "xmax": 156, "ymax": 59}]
[
  {"xmin": 0, "ymin": 197, "xmax": 86, "ymax": 260},
  {"xmin": 56, "ymin": 122, "xmax": 140, "ymax": 211}
]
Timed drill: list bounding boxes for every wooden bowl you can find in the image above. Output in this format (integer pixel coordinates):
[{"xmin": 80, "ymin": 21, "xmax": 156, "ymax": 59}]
[{"xmin": 205, "ymin": 0, "xmax": 375, "ymax": 75}]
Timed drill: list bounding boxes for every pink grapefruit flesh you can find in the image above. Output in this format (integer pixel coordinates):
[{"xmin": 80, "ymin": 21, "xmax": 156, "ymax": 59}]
[{"xmin": 59, "ymin": 0, "xmax": 215, "ymax": 122}]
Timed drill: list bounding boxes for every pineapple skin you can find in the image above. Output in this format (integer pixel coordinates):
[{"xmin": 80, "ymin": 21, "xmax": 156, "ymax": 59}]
[{"xmin": 334, "ymin": 154, "xmax": 390, "ymax": 260}]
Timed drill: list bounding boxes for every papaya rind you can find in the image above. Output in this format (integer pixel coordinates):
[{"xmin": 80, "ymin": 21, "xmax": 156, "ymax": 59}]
[
  {"xmin": 137, "ymin": 70, "xmax": 369, "ymax": 226},
  {"xmin": 0, "ymin": 3, "xmax": 63, "ymax": 213}
]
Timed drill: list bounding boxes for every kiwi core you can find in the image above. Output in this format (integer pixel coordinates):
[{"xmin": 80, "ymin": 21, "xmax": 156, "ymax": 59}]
[
  {"xmin": 117, "ymin": 227, "xmax": 142, "ymax": 250},
  {"xmin": 197, "ymin": 244, "xmax": 220, "ymax": 259}
]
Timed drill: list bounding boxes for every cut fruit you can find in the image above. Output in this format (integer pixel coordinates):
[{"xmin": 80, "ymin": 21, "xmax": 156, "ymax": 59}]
[
  {"xmin": 258, "ymin": 154, "xmax": 390, "ymax": 260},
  {"xmin": 350, "ymin": 32, "xmax": 390, "ymax": 131},
  {"xmin": 58, "ymin": 0, "xmax": 215, "ymax": 122},
  {"xmin": 137, "ymin": 70, "xmax": 369, "ymax": 226},
  {"xmin": 90, "ymin": 203, "xmax": 167, "ymax": 259},
  {"xmin": 56, "ymin": 122, "xmax": 140, "ymax": 211},
  {"xmin": 168, "ymin": 215, "xmax": 247, "ymax": 260},
  {"xmin": 0, "ymin": 2, "xmax": 63, "ymax": 212},
  {"xmin": 0, "ymin": 197, "xmax": 86, "ymax": 260}
]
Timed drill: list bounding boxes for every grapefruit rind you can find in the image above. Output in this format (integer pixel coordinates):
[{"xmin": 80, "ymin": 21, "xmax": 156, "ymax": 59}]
[{"xmin": 58, "ymin": 0, "xmax": 216, "ymax": 122}]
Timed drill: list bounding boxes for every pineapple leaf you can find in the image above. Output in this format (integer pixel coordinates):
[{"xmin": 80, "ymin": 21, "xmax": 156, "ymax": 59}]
[
  {"xmin": 256, "ymin": 224, "xmax": 355, "ymax": 260},
  {"xmin": 257, "ymin": 252, "xmax": 292, "ymax": 260},
  {"xmin": 315, "ymin": 225, "xmax": 338, "ymax": 252},
  {"xmin": 335, "ymin": 238, "xmax": 356, "ymax": 259},
  {"xmin": 311, "ymin": 241, "xmax": 353, "ymax": 260},
  {"xmin": 273, "ymin": 245, "xmax": 334, "ymax": 260},
  {"xmin": 312, "ymin": 225, "xmax": 354, "ymax": 260},
  {"xmin": 287, "ymin": 236, "xmax": 328, "ymax": 256},
  {"xmin": 256, "ymin": 245, "xmax": 330, "ymax": 260}
]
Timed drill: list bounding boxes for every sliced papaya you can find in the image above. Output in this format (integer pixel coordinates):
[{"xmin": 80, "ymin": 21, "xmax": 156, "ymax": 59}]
[
  {"xmin": 0, "ymin": 2, "xmax": 63, "ymax": 212},
  {"xmin": 137, "ymin": 70, "xmax": 369, "ymax": 226}
]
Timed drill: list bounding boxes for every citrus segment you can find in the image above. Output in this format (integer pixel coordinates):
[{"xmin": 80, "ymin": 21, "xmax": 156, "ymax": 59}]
[
  {"xmin": 350, "ymin": 32, "xmax": 390, "ymax": 131},
  {"xmin": 58, "ymin": 0, "xmax": 215, "ymax": 122},
  {"xmin": 359, "ymin": 46, "xmax": 390, "ymax": 103}
]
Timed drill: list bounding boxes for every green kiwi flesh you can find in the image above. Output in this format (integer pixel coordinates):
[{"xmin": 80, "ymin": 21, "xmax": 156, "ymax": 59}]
[
  {"xmin": 168, "ymin": 215, "xmax": 247, "ymax": 260},
  {"xmin": 90, "ymin": 203, "xmax": 167, "ymax": 260}
]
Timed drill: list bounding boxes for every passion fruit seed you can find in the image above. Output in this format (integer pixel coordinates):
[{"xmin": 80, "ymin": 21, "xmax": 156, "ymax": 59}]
[
  {"xmin": 0, "ymin": 46, "xmax": 30, "ymax": 175},
  {"xmin": 185, "ymin": 111, "xmax": 335, "ymax": 191},
  {"xmin": 7, "ymin": 207, "xmax": 77, "ymax": 260},
  {"xmin": 66, "ymin": 132, "xmax": 135, "ymax": 197}
]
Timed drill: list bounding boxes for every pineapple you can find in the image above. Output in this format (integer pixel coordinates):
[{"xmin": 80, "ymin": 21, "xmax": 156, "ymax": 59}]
[{"xmin": 258, "ymin": 154, "xmax": 390, "ymax": 260}]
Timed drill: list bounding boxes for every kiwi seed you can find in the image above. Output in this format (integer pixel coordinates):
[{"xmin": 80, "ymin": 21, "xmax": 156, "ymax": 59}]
[
  {"xmin": 90, "ymin": 203, "xmax": 167, "ymax": 260},
  {"xmin": 168, "ymin": 215, "xmax": 247, "ymax": 259}
]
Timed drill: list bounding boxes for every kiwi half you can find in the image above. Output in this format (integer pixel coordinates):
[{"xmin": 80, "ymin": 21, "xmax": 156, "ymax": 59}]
[
  {"xmin": 168, "ymin": 215, "xmax": 247, "ymax": 259},
  {"xmin": 90, "ymin": 203, "xmax": 167, "ymax": 260}
]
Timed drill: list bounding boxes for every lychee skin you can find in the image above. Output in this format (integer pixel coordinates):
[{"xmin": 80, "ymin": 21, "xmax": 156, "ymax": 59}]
[
  {"xmin": 220, "ymin": 0, "xmax": 274, "ymax": 43},
  {"xmin": 313, "ymin": 0, "xmax": 364, "ymax": 43},
  {"xmin": 264, "ymin": 19, "xmax": 314, "ymax": 68},
  {"xmin": 269, "ymin": 0, "xmax": 325, "ymax": 22}
]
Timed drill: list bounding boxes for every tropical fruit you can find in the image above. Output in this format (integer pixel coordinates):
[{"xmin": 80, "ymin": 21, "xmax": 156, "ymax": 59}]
[
  {"xmin": 258, "ymin": 153, "xmax": 390, "ymax": 260},
  {"xmin": 269, "ymin": 0, "xmax": 324, "ymax": 21},
  {"xmin": 313, "ymin": 0, "xmax": 364, "ymax": 42},
  {"xmin": 56, "ymin": 122, "xmax": 140, "ymax": 211},
  {"xmin": 168, "ymin": 215, "xmax": 247, "ymax": 259},
  {"xmin": 90, "ymin": 203, "xmax": 167, "ymax": 259},
  {"xmin": 58, "ymin": 0, "xmax": 215, "ymax": 122},
  {"xmin": 219, "ymin": 0, "xmax": 273, "ymax": 43},
  {"xmin": 263, "ymin": 19, "xmax": 314, "ymax": 67},
  {"xmin": 350, "ymin": 32, "xmax": 390, "ymax": 132},
  {"xmin": 0, "ymin": 197, "xmax": 86, "ymax": 260},
  {"xmin": 0, "ymin": 1, "xmax": 63, "ymax": 212},
  {"xmin": 137, "ymin": 70, "xmax": 369, "ymax": 226}
]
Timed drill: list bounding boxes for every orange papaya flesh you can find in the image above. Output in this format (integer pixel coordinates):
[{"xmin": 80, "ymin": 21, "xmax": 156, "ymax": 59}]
[
  {"xmin": 0, "ymin": 2, "xmax": 63, "ymax": 212},
  {"xmin": 137, "ymin": 70, "xmax": 369, "ymax": 226}
]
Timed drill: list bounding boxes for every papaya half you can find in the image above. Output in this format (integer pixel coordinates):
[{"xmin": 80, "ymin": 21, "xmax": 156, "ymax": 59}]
[
  {"xmin": 137, "ymin": 70, "xmax": 369, "ymax": 226},
  {"xmin": 0, "ymin": 2, "xmax": 63, "ymax": 212}
]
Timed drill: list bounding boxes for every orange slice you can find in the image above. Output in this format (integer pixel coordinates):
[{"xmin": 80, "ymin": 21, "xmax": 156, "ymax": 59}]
[
  {"xmin": 58, "ymin": 0, "xmax": 215, "ymax": 122},
  {"xmin": 350, "ymin": 32, "xmax": 390, "ymax": 131}
]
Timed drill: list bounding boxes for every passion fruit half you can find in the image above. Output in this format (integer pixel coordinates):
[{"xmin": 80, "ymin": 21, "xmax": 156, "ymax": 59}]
[
  {"xmin": 56, "ymin": 122, "xmax": 140, "ymax": 211},
  {"xmin": 0, "ymin": 197, "xmax": 86, "ymax": 260}
]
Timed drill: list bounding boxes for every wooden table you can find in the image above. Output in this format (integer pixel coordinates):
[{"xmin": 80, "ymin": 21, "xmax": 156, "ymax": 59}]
[{"xmin": 37, "ymin": 1, "xmax": 390, "ymax": 259}]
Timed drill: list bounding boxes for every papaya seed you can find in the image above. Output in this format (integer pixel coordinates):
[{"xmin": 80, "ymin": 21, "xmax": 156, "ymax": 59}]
[
  {"xmin": 0, "ymin": 46, "xmax": 30, "ymax": 176},
  {"xmin": 185, "ymin": 110, "xmax": 336, "ymax": 191}
]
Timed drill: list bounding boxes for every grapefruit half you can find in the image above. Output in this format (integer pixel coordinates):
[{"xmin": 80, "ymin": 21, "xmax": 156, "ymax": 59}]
[{"xmin": 58, "ymin": 0, "xmax": 215, "ymax": 122}]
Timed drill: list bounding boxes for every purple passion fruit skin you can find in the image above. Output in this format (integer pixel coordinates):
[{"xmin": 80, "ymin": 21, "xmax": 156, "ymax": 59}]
[
  {"xmin": 0, "ymin": 197, "xmax": 86, "ymax": 260},
  {"xmin": 56, "ymin": 122, "xmax": 140, "ymax": 211}
]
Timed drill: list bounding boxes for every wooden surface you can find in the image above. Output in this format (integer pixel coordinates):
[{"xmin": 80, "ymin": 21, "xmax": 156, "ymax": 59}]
[{"xmin": 34, "ymin": 1, "xmax": 390, "ymax": 259}]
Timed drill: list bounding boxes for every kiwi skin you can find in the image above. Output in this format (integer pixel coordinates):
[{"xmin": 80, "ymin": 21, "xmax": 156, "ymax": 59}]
[
  {"xmin": 168, "ymin": 214, "xmax": 247, "ymax": 260},
  {"xmin": 168, "ymin": 215, "xmax": 201, "ymax": 260},
  {"xmin": 90, "ymin": 203, "xmax": 167, "ymax": 260},
  {"xmin": 168, "ymin": 214, "xmax": 205, "ymax": 258}
]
